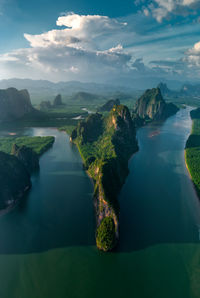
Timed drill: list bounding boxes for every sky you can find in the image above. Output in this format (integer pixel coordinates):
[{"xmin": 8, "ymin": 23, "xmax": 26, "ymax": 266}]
[{"xmin": 0, "ymin": 0, "xmax": 200, "ymax": 85}]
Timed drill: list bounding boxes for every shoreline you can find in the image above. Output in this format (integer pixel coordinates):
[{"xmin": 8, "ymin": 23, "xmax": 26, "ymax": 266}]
[
  {"xmin": 0, "ymin": 132, "xmax": 55, "ymax": 217},
  {"xmin": 0, "ymin": 185, "xmax": 31, "ymax": 217},
  {"xmin": 184, "ymin": 149, "xmax": 200, "ymax": 201},
  {"xmin": 184, "ymin": 150, "xmax": 192, "ymax": 180},
  {"xmin": 184, "ymin": 107, "xmax": 200, "ymax": 200}
]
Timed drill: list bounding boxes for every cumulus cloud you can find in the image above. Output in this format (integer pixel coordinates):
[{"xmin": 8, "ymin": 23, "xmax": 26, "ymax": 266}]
[
  {"xmin": 140, "ymin": 0, "xmax": 200, "ymax": 22},
  {"xmin": 184, "ymin": 40, "xmax": 200, "ymax": 67},
  {"xmin": 24, "ymin": 12, "xmax": 127, "ymax": 50},
  {"xmin": 149, "ymin": 39, "xmax": 200, "ymax": 79},
  {"xmin": 0, "ymin": 13, "xmax": 133, "ymax": 82},
  {"xmin": 1, "ymin": 11, "xmax": 200, "ymax": 83}
]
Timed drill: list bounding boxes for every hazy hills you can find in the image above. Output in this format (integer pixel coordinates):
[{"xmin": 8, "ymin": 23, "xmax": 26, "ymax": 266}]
[
  {"xmin": 158, "ymin": 82, "xmax": 200, "ymax": 99},
  {"xmin": 0, "ymin": 79, "xmax": 135, "ymax": 100},
  {"xmin": 1, "ymin": 78, "xmax": 200, "ymax": 107}
]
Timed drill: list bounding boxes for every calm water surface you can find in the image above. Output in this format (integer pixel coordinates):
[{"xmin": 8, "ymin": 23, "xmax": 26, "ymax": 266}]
[
  {"xmin": 0, "ymin": 107, "xmax": 200, "ymax": 298},
  {"xmin": 0, "ymin": 128, "xmax": 95, "ymax": 253},
  {"xmin": 119, "ymin": 106, "xmax": 200, "ymax": 251}
]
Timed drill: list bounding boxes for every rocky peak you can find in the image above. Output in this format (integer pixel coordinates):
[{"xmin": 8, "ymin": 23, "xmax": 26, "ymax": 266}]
[
  {"xmin": 97, "ymin": 98, "xmax": 120, "ymax": 112},
  {"xmin": 71, "ymin": 113, "xmax": 103, "ymax": 144},
  {"xmin": 110, "ymin": 104, "xmax": 133, "ymax": 130},
  {"xmin": 0, "ymin": 87, "xmax": 33, "ymax": 122},
  {"xmin": 134, "ymin": 87, "xmax": 178, "ymax": 120},
  {"xmin": 53, "ymin": 94, "xmax": 63, "ymax": 106},
  {"xmin": 157, "ymin": 83, "xmax": 171, "ymax": 96}
]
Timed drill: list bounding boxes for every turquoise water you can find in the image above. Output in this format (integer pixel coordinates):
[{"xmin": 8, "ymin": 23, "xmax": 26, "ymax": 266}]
[{"xmin": 0, "ymin": 107, "xmax": 200, "ymax": 298}]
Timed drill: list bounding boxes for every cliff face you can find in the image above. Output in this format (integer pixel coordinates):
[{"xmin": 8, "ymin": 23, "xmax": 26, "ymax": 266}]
[
  {"xmin": 0, "ymin": 88, "xmax": 33, "ymax": 122},
  {"xmin": 157, "ymin": 82, "xmax": 173, "ymax": 97},
  {"xmin": 12, "ymin": 144, "xmax": 39, "ymax": 174},
  {"xmin": 0, "ymin": 151, "xmax": 31, "ymax": 210},
  {"xmin": 71, "ymin": 105, "xmax": 138, "ymax": 251},
  {"xmin": 134, "ymin": 88, "xmax": 178, "ymax": 121},
  {"xmin": 53, "ymin": 94, "xmax": 63, "ymax": 106}
]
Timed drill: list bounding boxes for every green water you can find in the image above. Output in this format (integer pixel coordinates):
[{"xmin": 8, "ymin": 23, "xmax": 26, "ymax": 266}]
[{"xmin": 0, "ymin": 107, "xmax": 200, "ymax": 298}]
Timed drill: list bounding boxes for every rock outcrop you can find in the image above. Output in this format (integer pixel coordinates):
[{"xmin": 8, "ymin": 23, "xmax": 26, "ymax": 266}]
[
  {"xmin": 12, "ymin": 144, "xmax": 39, "ymax": 173},
  {"xmin": 0, "ymin": 151, "xmax": 31, "ymax": 210},
  {"xmin": 0, "ymin": 88, "xmax": 33, "ymax": 122},
  {"xmin": 97, "ymin": 99, "xmax": 120, "ymax": 112},
  {"xmin": 157, "ymin": 82, "xmax": 173, "ymax": 97},
  {"xmin": 71, "ymin": 105, "xmax": 138, "ymax": 251},
  {"xmin": 53, "ymin": 94, "xmax": 63, "ymax": 106},
  {"xmin": 134, "ymin": 88, "xmax": 178, "ymax": 121}
]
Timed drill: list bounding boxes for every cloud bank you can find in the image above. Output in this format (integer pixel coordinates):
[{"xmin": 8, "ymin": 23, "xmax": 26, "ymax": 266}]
[
  {"xmin": 0, "ymin": 13, "xmax": 134, "ymax": 82},
  {"xmin": 140, "ymin": 0, "xmax": 200, "ymax": 22},
  {"xmin": 0, "ymin": 12, "xmax": 200, "ymax": 84}
]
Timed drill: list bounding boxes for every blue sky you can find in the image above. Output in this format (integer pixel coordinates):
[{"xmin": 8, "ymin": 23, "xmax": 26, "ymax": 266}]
[
  {"xmin": 0, "ymin": 0, "xmax": 134, "ymax": 53},
  {"xmin": 0, "ymin": 0, "xmax": 200, "ymax": 84}
]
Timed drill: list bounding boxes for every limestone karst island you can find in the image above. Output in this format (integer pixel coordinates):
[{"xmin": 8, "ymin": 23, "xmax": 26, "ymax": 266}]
[{"xmin": 1, "ymin": 3, "xmax": 200, "ymax": 298}]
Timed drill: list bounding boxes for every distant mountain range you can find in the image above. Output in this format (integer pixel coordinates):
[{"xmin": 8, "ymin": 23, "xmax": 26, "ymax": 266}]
[
  {"xmin": 0, "ymin": 78, "xmax": 200, "ymax": 106},
  {"xmin": 0, "ymin": 79, "xmax": 135, "ymax": 98},
  {"xmin": 158, "ymin": 82, "xmax": 200, "ymax": 98}
]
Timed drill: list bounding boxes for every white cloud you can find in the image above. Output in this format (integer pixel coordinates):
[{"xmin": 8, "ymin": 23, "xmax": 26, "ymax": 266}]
[
  {"xmin": 0, "ymin": 13, "xmax": 132, "ymax": 82},
  {"xmin": 1, "ymin": 11, "xmax": 200, "ymax": 84},
  {"xmin": 149, "ymin": 39, "xmax": 200, "ymax": 79},
  {"xmin": 184, "ymin": 40, "xmax": 200, "ymax": 67},
  {"xmin": 141, "ymin": 0, "xmax": 200, "ymax": 22},
  {"xmin": 24, "ymin": 12, "xmax": 127, "ymax": 50}
]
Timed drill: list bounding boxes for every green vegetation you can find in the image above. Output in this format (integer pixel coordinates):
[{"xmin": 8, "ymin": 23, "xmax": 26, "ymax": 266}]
[
  {"xmin": 0, "ymin": 135, "xmax": 54, "ymax": 210},
  {"xmin": 71, "ymin": 105, "xmax": 138, "ymax": 251},
  {"xmin": 185, "ymin": 108, "xmax": 200, "ymax": 196},
  {"xmin": 0, "ymin": 107, "xmax": 87, "ymax": 133},
  {"xmin": 96, "ymin": 217, "xmax": 116, "ymax": 251},
  {"xmin": 59, "ymin": 125, "xmax": 76, "ymax": 136},
  {"xmin": 0, "ymin": 136, "xmax": 55, "ymax": 156}
]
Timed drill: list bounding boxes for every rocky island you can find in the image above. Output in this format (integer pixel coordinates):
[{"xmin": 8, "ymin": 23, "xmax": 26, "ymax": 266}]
[
  {"xmin": 53, "ymin": 94, "xmax": 63, "ymax": 107},
  {"xmin": 0, "ymin": 136, "xmax": 55, "ymax": 212},
  {"xmin": 134, "ymin": 87, "xmax": 179, "ymax": 121},
  {"xmin": 71, "ymin": 104, "xmax": 138, "ymax": 251},
  {"xmin": 0, "ymin": 151, "xmax": 31, "ymax": 211},
  {"xmin": 70, "ymin": 89, "xmax": 179, "ymax": 251},
  {"xmin": 0, "ymin": 87, "xmax": 34, "ymax": 122}
]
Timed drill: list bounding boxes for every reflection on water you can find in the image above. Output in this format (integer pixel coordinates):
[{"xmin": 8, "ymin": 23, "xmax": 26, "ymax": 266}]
[
  {"xmin": 119, "ymin": 107, "xmax": 200, "ymax": 252},
  {"xmin": 0, "ymin": 128, "xmax": 95, "ymax": 254},
  {"xmin": 0, "ymin": 108, "xmax": 200, "ymax": 298}
]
